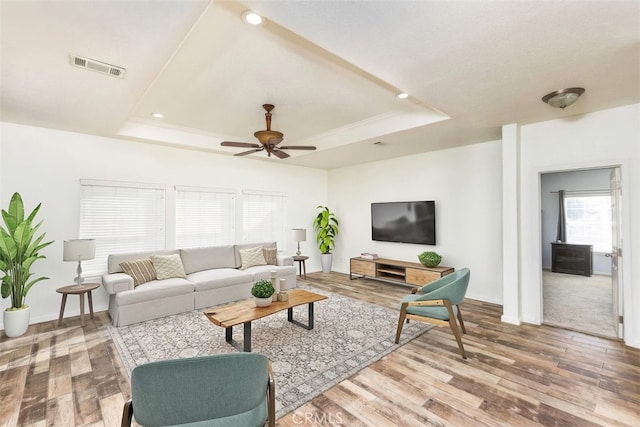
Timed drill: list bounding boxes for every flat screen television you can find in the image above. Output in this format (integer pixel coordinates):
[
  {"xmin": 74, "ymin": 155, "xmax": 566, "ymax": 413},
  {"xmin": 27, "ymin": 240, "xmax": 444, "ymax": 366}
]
[{"xmin": 371, "ymin": 201, "xmax": 436, "ymax": 245}]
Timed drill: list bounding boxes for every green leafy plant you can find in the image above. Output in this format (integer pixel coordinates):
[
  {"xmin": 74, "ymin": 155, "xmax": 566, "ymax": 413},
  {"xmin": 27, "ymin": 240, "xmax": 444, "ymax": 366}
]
[
  {"xmin": 313, "ymin": 206, "xmax": 339, "ymax": 254},
  {"xmin": 418, "ymin": 251, "xmax": 442, "ymax": 268},
  {"xmin": 0, "ymin": 193, "xmax": 54, "ymax": 310},
  {"xmin": 251, "ymin": 279, "xmax": 275, "ymax": 298}
]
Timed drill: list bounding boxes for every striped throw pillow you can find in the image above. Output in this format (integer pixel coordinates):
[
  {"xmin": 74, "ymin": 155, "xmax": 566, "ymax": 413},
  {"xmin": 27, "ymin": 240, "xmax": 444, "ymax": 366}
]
[{"xmin": 120, "ymin": 258, "xmax": 156, "ymax": 287}]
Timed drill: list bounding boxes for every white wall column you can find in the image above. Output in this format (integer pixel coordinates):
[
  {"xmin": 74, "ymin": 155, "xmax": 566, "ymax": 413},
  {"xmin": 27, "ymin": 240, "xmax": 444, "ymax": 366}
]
[{"xmin": 501, "ymin": 123, "xmax": 521, "ymax": 324}]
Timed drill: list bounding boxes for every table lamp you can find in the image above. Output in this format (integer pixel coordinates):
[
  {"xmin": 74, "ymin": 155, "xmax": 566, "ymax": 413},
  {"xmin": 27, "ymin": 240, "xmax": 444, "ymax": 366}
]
[
  {"xmin": 292, "ymin": 228, "xmax": 306, "ymax": 256},
  {"xmin": 63, "ymin": 239, "xmax": 96, "ymax": 286}
]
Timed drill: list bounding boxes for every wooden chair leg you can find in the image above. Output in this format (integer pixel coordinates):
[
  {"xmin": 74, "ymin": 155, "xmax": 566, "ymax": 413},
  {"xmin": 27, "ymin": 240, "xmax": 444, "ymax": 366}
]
[
  {"xmin": 445, "ymin": 302, "xmax": 467, "ymax": 359},
  {"xmin": 457, "ymin": 306, "xmax": 467, "ymax": 334},
  {"xmin": 267, "ymin": 364, "xmax": 276, "ymax": 427},
  {"xmin": 395, "ymin": 304, "xmax": 408, "ymax": 343},
  {"xmin": 121, "ymin": 400, "xmax": 133, "ymax": 427}
]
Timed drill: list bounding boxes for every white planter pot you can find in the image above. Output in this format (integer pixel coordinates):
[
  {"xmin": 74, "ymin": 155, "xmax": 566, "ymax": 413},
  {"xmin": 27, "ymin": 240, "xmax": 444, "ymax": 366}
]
[
  {"xmin": 4, "ymin": 305, "xmax": 31, "ymax": 338},
  {"xmin": 254, "ymin": 297, "xmax": 272, "ymax": 307},
  {"xmin": 321, "ymin": 253, "xmax": 333, "ymax": 273}
]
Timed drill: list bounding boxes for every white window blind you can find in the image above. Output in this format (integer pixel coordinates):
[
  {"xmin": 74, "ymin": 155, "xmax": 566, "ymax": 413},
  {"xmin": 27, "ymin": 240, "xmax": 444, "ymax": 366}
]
[
  {"xmin": 79, "ymin": 181, "xmax": 166, "ymax": 276},
  {"xmin": 242, "ymin": 191, "xmax": 287, "ymax": 250},
  {"xmin": 564, "ymin": 192, "xmax": 612, "ymax": 253},
  {"xmin": 175, "ymin": 187, "xmax": 236, "ymax": 249}
]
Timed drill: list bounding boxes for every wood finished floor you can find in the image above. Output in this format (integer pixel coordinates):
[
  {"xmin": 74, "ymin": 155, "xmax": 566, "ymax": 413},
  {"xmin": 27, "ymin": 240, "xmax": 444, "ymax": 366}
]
[{"xmin": 1, "ymin": 272, "xmax": 638, "ymax": 426}]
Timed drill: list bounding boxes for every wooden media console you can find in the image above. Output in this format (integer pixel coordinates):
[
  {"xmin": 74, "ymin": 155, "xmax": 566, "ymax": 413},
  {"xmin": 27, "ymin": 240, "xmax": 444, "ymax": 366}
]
[{"xmin": 350, "ymin": 257, "xmax": 454, "ymax": 287}]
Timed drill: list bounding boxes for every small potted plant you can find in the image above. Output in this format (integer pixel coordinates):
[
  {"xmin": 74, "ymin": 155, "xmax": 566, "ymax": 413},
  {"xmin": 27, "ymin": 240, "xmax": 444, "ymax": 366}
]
[
  {"xmin": 251, "ymin": 279, "xmax": 275, "ymax": 307},
  {"xmin": 418, "ymin": 251, "xmax": 442, "ymax": 268}
]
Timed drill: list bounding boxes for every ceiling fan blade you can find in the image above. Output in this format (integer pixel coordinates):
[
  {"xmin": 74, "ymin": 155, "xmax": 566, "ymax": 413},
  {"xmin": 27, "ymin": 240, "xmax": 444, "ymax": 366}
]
[
  {"xmin": 235, "ymin": 148, "xmax": 264, "ymax": 156},
  {"xmin": 279, "ymin": 146, "xmax": 317, "ymax": 150},
  {"xmin": 268, "ymin": 137, "xmax": 283, "ymax": 145},
  {"xmin": 221, "ymin": 141, "xmax": 261, "ymax": 148},
  {"xmin": 272, "ymin": 149, "xmax": 290, "ymax": 159}
]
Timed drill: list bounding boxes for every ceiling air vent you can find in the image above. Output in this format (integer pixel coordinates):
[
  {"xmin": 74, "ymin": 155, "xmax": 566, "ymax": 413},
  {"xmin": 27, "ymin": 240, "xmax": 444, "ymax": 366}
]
[{"xmin": 69, "ymin": 54, "xmax": 126, "ymax": 79}]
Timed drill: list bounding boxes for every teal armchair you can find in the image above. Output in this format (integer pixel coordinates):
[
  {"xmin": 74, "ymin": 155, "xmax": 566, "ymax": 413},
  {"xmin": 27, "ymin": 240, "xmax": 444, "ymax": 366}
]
[
  {"xmin": 121, "ymin": 353, "xmax": 275, "ymax": 427},
  {"xmin": 395, "ymin": 268, "xmax": 470, "ymax": 359}
]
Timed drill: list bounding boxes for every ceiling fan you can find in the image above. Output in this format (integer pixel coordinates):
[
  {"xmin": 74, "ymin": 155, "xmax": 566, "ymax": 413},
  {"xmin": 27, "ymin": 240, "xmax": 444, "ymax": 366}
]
[{"xmin": 221, "ymin": 104, "xmax": 316, "ymax": 159}]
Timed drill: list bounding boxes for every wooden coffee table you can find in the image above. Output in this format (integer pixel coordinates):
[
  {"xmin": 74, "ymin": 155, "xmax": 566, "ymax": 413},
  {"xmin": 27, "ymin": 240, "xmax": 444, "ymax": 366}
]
[{"xmin": 204, "ymin": 289, "xmax": 327, "ymax": 352}]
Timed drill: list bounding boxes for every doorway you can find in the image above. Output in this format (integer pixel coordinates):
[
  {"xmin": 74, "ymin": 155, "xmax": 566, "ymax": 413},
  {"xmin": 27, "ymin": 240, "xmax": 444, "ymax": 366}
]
[{"xmin": 540, "ymin": 167, "xmax": 622, "ymax": 339}]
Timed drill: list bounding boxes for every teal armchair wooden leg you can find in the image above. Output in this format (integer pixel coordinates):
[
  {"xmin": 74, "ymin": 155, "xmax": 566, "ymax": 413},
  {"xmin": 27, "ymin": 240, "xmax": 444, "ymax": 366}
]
[
  {"xmin": 395, "ymin": 303, "xmax": 408, "ymax": 343},
  {"xmin": 267, "ymin": 363, "xmax": 276, "ymax": 427},
  {"xmin": 457, "ymin": 306, "xmax": 467, "ymax": 334},
  {"xmin": 444, "ymin": 301, "xmax": 467, "ymax": 359},
  {"xmin": 121, "ymin": 400, "xmax": 133, "ymax": 427}
]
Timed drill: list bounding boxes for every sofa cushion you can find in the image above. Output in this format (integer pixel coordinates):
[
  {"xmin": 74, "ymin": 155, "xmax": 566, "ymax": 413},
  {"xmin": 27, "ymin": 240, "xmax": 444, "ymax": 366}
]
[
  {"xmin": 187, "ymin": 268, "xmax": 253, "ymax": 292},
  {"xmin": 244, "ymin": 264, "xmax": 297, "ymax": 283},
  {"xmin": 151, "ymin": 254, "xmax": 187, "ymax": 280},
  {"xmin": 239, "ymin": 246, "xmax": 267, "ymax": 270},
  {"xmin": 108, "ymin": 250, "xmax": 179, "ymax": 274},
  {"xmin": 115, "ymin": 278, "xmax": 195, "ymax": 306},
  {"xmin": 120, "ymin": 258, "xmax": 156, "ymax": 287},
  {"xmin": 180, "ymin": 245, "xmax": 236, "ymax": 275}
]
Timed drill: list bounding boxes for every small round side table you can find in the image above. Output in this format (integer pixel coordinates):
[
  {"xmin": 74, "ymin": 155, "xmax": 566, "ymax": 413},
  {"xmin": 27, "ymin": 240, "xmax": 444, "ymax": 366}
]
[
  {"xmin": 292, "ymin": 255, "xmax": 309, "ymax": 279},
  {"xmin": 56, "ymin": 283, "xmax": 100, "ymax": 327}
]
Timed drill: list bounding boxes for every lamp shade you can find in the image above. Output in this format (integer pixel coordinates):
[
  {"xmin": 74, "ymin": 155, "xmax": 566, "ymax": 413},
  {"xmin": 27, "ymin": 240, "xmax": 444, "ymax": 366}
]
[
  {"xmin": 63, "ymin": 239, "xmax": 96, "ymax": 261},
  {"xmin": 292, "ymin": 228, "xmax": 306, "ymax": 242}
]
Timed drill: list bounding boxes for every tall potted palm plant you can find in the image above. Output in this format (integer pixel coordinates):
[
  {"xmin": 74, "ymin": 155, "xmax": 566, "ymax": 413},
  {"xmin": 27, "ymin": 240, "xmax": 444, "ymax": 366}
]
[
  {"xmin": 313, "ymin": 206, "xmax": 339, "ymax": 273},
  {"xmin": 1, "ymin": 193, "xmax": 53, "ymax": 337}
]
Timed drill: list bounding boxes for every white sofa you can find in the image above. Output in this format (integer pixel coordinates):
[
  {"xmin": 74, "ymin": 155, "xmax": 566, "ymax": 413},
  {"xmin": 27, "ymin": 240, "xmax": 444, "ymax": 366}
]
[{"xmin": 102, "ymin": 242, "xmax": 297, "ymax": 326}]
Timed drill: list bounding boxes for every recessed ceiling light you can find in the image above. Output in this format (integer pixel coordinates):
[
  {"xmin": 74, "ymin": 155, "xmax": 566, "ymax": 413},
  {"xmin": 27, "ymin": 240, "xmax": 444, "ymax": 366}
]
[
  {"xmin": 151, "ymin": 112, "xmax": 164, "ymax": 119},
  {"xmin": 241, "ymin": 10, "xmax": 263, "ymax": 25},
  {"xmin": 395, "ymin": 92, "xmax": 409, "ymax": 99}
]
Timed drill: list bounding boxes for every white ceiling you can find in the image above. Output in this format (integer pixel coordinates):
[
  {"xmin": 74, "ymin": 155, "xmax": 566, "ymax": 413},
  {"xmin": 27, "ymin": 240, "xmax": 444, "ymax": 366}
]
[{"xmin": 1, "ymin": 1, "xmax": 639, "ymax": 170}]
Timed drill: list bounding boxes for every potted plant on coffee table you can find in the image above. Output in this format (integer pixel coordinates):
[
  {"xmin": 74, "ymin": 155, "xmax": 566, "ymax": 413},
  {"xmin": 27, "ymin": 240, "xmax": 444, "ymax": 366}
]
[
  {"xmin": 1, "ymin": 192, "xmax": 54, "ymax": 337},
  {"xmin": 313, "ymin": 205, "xmax": 339, "ymax": 273},
  {"xmin": 251, "ymin": 279, "xmax": 275, "ymax": 307}
]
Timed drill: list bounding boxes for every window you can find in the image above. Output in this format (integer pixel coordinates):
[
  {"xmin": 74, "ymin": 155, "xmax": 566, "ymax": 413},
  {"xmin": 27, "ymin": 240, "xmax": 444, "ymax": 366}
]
[
  {"xmin": 79, "ymin": 180, "xmax": 166, "ymax": 276},
  {"xmin": 175, "ymin": 187, "xmax": 236, "ymax": 249},
  {"xmin": 242, "ymin": 191, "xmax": 287, "ymax": 250},
  {"xmin": 564, "ymin": 192, "xmax": 612, "ymax": 252}
]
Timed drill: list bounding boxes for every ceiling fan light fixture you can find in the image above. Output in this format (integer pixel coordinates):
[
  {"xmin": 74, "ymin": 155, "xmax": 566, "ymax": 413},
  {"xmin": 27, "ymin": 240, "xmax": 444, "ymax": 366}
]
[
  {"xmin": 241, "ymin": 10, "xmax": 263, "ymax": 25},
  {"xmin": 541, "ymin": 87, "xmax": 585, "ymax": 109}
]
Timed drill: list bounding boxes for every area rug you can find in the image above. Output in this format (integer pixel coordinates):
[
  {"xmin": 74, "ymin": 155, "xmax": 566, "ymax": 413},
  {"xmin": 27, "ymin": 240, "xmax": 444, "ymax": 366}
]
[{"xmin": 108, "ymin": 285, "xmax": 431, "ymax": 418}]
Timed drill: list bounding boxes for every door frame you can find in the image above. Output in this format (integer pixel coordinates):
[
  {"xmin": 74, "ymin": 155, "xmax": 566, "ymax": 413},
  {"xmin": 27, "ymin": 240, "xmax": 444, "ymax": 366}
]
[
  {"xmin": 539, "ymin": 166, "xmax": 620, "ymax": 338},
  {"xmin": 532, "ymin": 160, "xmax": 631, "ymax": 344}
]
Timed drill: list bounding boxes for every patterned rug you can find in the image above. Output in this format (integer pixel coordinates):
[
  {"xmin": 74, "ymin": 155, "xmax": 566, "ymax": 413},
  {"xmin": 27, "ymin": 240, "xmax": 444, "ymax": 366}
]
[{"xmin": 108, "ymin": 285, "xmax": 431, "ymax": 418}]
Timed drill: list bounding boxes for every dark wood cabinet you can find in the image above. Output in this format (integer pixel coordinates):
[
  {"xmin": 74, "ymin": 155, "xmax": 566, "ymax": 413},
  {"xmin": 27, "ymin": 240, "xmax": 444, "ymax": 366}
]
[{"xmin": 551, "ymin": 243, "xmax": 593, "ymax": 277}]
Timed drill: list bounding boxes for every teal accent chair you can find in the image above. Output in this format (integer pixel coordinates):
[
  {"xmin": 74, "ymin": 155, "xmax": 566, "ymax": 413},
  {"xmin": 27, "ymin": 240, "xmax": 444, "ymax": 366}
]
[
  {"xmin": 395, "ymin": 268, "xmax": 470, "ymax": 359},
  {"xmin": 121, "ymin": 353, "xmax": 275, "ymax": 427}
]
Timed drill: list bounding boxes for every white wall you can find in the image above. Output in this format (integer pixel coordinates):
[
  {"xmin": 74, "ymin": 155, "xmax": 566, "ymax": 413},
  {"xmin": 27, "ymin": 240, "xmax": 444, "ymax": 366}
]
[
  {"xmin": 327, "ymin": 140, "xmax": 504, "ymax": 304},
  {"xmin": 518, "ymin": 104, "xmax": 639, "ymax": 348},
  {"xmin": 0, "ymin": 122, "xmax": 328, "ymax": 328}
]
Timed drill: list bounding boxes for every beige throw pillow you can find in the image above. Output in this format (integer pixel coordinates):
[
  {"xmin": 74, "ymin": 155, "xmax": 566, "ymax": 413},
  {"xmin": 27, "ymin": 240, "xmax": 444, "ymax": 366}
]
[
  {"xmin": 263, "ymin": 247, "xmax": 277, "ymax": 266},
  {"xmin": 151, "ymin": 254, "xmax": 187, "ymax": 280},
  {"xmin": 120, "ymin": 258, "xmax": 156, "ymax": 287},
  {"xmin": 240, "ymin": 246, "xmax": 267, "ymax": 270}
]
